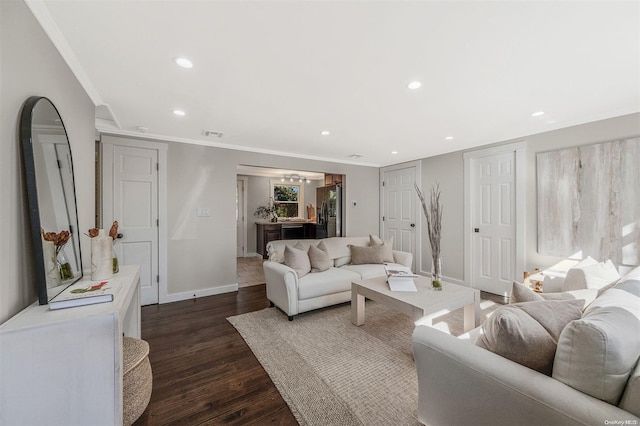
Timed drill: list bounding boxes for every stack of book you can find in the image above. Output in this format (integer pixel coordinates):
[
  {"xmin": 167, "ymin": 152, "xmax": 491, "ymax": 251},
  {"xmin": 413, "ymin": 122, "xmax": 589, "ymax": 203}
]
[{"xmin": 49, "ymin": 279, "xmax": 120, "ymax": 310}]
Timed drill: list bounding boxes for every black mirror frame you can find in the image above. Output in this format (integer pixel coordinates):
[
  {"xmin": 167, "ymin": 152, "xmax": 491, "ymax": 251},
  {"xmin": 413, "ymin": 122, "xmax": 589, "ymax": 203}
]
[{"xmin": 20, "ymin": 96, "xmax": 83, "ymax": 305}]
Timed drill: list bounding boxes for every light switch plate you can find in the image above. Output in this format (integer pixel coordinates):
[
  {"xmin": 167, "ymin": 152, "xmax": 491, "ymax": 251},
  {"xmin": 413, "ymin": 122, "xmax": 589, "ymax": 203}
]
[{"xmin": 196, "ymin": 208, "xmax": 211, "ymax": 217}]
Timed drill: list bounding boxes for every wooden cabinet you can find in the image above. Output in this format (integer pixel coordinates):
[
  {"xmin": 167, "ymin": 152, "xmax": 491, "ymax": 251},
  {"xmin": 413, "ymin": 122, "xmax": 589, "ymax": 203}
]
[
  {"xmin": 324, "ymin": 173, "xmax": 343, "ymax": 185},
  {"xmin": 0, "ymin": 265, "xmax": 141, "ymax": 426},
  {"xmin": 257, "ymin": 223, "xmax": 321, "ymax": 258},
  {"xmin": 257, "ymin": 223, "xmax": 282, "ymax": 258}
]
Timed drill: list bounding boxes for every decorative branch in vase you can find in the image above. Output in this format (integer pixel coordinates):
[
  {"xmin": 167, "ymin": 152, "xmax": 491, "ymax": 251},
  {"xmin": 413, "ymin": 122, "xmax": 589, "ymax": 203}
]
[{"xmin": 415, "ymin": 182, "xmax": 443, "ymax": 290}]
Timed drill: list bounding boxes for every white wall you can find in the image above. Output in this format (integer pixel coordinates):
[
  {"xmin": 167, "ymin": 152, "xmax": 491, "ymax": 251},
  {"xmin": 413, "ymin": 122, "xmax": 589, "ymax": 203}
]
[
  {"xmin": 0, "ymin": 0, "xmax": 95, "ymax": 323},
  {"xmin": 101, "ymin": 135, "xmax": 379, "ymax": 297},
  {"xmin": 418, "ymin": 113, "xmax": 640, "ymax": 282}
]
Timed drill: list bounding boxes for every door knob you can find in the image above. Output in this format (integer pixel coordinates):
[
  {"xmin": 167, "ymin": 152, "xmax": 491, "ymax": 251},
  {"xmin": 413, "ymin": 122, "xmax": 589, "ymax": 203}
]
[
  {"xmin": 474, "ymin": 228, "xmax": 479, "ymax": 233},
  {"xmin": 410, "ymin": 223, "xmax": 415, "ymax": 228},
  {"xmin": 117, "ymin": 233, "xmax": 124, "ymax": 239}
]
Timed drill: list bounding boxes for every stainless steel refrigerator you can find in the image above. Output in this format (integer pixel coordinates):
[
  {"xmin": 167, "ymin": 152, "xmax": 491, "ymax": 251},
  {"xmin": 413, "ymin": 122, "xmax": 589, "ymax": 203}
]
[{"xmin": 316, "ymin": 184, "xmax": 343, "ymax": 238}]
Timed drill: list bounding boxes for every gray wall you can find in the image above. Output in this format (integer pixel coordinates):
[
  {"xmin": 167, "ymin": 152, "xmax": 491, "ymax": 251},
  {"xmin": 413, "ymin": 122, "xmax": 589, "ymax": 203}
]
[
  {"xmin": 102, "ymin": 135, "xmax": 379, "ymax": 296},
  {"xmin": 0, "ymin": 0, "xmax": 95, "ymax": 323},
  {"xmin": 418, "ymin": 113, "xmax": 640, "ymax": 282}
]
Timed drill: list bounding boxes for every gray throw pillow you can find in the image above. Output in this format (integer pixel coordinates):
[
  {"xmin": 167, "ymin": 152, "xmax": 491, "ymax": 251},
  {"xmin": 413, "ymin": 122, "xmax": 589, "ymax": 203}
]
[
  {"xmin": 369, "ymin": 235, "xmax": 395, "ymax": 263},
  {"xmin": 476, "ymin": 299, "xmax": 584, "ymax": 375},
  {"xmin": 284, "ymin": 245, "xmax": 311, "ymax": 278},
  {"xmin": 309, "ymin": 244, "xmax": 331, "ymax": 272},
  {"xmin": 349, "ymin": 244, "xmax": 385, "ymax": 265},
  {"xmin": 510, "ymin": 281, "xmax": 579, "ymax": 304}
]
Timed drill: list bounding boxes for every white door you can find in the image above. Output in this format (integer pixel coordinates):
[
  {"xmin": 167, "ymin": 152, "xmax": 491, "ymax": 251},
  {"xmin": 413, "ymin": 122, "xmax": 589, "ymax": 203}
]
[
  {"xmin": 470, "ymin": 152, "xmax": 516, "ymax": 295},
  {"xmin": 381, "ymin": 165, "xmax": 417, "ymax": 271},
  {"xmin": 236, "ymin": 179, "xmax": 245, "ymax": 257},
  {"xmin": 103, "ymin": 145, "xmax": 159, "ymax": 305}
]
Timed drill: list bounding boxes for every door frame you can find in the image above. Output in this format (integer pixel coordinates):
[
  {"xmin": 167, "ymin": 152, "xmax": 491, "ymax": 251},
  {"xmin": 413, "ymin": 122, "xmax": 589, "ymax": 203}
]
[
  {"xmin": 463, "ymin": 141, "xmax": 526, "ymax": 288},
  {"xmin": 237, "ymin": 176, "xmax": 248, "ymax": 257},
  {"xmin": 379, "ymin": 160, "xmax": 422, "ymax": 273},
  {"xmin": 101, "ymin": 136, "xmax": 168, "ymax": 304}
]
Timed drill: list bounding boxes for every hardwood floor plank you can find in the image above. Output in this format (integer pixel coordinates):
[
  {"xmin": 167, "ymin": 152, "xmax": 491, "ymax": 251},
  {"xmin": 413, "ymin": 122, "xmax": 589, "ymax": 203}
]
[{"xmin": 133, "ymin": 285, "xmax": 297, "ymax": 425}]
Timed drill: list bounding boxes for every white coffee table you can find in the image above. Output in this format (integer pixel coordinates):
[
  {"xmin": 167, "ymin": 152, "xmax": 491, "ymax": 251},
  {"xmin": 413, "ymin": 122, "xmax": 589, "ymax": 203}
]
[{"xmin": 351, "ymin": 275, "xmax": 480, "ymax": 332}]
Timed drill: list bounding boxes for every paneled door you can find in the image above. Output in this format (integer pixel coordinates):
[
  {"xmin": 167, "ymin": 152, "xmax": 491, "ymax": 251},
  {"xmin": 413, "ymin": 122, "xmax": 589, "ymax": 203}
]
[
  {"xmin": 381, "ymin": 164, "xmax": 418, "ymax": 271},
  {"xmin": 470, "ymin": 152, "xmax": 516, "ymax": 296},
  {"xmin": 103, "ymin": 144, "xmax": 159, "ymax": 305}
]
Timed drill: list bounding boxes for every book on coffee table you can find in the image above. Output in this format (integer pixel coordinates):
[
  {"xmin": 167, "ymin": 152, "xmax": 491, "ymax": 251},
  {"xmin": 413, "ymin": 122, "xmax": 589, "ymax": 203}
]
[{"xmin": 387, "ymin": 276, "xmax": 418, "ymax": 292}]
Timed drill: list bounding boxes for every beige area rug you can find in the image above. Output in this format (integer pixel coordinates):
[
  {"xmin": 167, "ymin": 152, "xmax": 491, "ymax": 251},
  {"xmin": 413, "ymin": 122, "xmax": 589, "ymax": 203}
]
[{"xmin": 228, "ymin": 299, "xmax": 500, "ymax": 426}]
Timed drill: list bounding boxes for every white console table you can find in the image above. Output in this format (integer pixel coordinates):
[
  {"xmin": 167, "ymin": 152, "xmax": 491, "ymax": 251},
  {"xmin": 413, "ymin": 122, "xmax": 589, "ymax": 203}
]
[{"xmin": 0, "ymin": 264, "xmax": 141, "ymax": 426}]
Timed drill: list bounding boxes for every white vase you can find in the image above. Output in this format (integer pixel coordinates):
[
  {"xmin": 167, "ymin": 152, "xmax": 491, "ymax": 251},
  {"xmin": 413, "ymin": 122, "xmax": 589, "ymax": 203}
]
[{"xmin": 91, "ymin": 229, "xmax": 113, "ymax": 281}]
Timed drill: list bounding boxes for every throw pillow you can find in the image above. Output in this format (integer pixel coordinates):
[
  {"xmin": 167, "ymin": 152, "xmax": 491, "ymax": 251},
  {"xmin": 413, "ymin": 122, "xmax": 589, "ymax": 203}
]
[
  {"xmin": 284, "ymin": 245, "xmax": 311, "ymax": 278},
  {"xmin": 510, "ymin": 281, "xmax": 580, "ymax": 304},
  {"xmin": 476, "ymin": 299, "xmax": 584, "ymax": 376},
  {"xmin": 349, "ymin": 244, "xmax": 385, "ymax": 265},
  {"xmin": 553, "ymin": 275, "xmax": 640, "ymax": 404},
  {"xmin": 308, "ymin": 244, "xmax": 331, "ymax": 272},
  {"xmin": 369, "ymin": 235, "xmax": 395, "ymax": 263},
  {"xmin": 563, "ymin": 257, "xmax": 620, "ymax": 291}
]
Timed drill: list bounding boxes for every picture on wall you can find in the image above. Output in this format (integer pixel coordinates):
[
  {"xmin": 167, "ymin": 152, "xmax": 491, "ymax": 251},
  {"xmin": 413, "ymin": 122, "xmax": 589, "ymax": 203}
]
[{"xmin": 537, "ymin": 137, "xmax": 639, "ymax": 266}]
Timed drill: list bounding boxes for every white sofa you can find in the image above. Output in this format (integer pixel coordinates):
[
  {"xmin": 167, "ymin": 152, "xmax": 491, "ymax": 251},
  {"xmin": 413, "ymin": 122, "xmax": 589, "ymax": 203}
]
[
  {"xmin": 263, "ymin": 236, "xmax": 413, "ymax": 320},
  {"xmin": 412, "ymin": 266, "xmax": 640, "ymax": 425}
]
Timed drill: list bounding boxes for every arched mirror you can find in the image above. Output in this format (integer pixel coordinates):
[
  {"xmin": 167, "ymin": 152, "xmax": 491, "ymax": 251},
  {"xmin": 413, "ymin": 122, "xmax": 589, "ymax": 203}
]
[{"xmin": 20, "ymin": 96, "xmax": 82, "ymax": 305}]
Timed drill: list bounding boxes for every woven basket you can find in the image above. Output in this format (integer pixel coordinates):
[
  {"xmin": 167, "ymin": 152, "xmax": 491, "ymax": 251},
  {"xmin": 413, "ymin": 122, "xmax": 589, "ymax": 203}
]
[{"xmin": 123, "ymin": 337, "xmax": 152, "ymax": 426}]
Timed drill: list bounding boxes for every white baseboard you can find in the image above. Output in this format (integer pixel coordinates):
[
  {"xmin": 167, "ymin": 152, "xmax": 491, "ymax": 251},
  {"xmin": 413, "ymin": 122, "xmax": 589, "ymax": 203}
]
[
  {"xmin": 418, "ymin": 269, "xmax": 468, "ymax": 287},
  {"xmin": 244, "ymin": 252, "xmax": 261, "ymax": 258},
  {"xmin": 163, "ymin": 283, "xmax": 239, "ymax": 303}
]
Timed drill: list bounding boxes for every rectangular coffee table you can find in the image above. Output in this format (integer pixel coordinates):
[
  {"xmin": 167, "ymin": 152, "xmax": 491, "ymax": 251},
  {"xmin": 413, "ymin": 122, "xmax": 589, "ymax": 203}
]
[{"xmin": 351, "ymin": 275, "xmax": 480, "ymax": 332}]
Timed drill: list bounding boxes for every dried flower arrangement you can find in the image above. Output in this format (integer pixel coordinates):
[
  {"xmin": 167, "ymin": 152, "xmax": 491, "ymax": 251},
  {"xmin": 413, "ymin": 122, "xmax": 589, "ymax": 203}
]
[
  {"xmin": 415, "ymin": 182, "xmax": 443, "ymax": 288},
  {"xmin": 41, "ymin": 229, "xmax": 73, "ymax": 279},
  {"xmin": 254, "ymin": 200, "xmax": 278, "ymax": 222},
  {"xmin": 87, "ymin": 221, "xmax": 120, "ymax": 273}
]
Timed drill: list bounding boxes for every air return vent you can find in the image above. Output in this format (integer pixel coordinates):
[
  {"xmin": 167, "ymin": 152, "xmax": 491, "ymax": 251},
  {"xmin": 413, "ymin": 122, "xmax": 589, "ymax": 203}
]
[{"xmin": 202, "ymin": 130, "xmax": 224, "ymax": 138}]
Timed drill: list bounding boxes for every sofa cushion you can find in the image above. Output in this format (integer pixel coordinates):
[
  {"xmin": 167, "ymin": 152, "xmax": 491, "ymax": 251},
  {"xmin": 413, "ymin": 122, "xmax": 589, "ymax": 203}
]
[
  {"xmin": 297, "ymin": 267, "xmax": 361, "ymax": 300},
  {"xmin": 552, "ymin": 272, "xmax": 640, "ymax": 404},
  {"xmin": 619, "ymin": 360, "xmax": 640, "ymax": 417},
  {"xmin": 369, "ymin": 235, "xmax": 395, "ymax": 263},
  {"xmin": 476, "ymin": 300, "xmax": 584, "ymax": 375},
  {"xmin": 284, "ymin": 245, "xmax": 311, "ymax": 278},
  {"xmin": 309, "ymin": 244, "xmax": 330, "ymax": 272},
  {"xmin": 349, "ymin": 244, "xmax": 385, "ymax": 265},
  {"xmin": 340, "ymin": 262, "xmax": 407, "ymax": 281},
  {"xmin": 562, "ymin": 257, "xmax": 620, "ymax": 291},
  {"xmin": 510, "ymin": 281, "xmax": 578, "ymax": 304}
]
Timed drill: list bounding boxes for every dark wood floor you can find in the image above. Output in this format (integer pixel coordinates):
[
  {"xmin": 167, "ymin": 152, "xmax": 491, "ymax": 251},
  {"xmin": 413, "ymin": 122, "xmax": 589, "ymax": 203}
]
[
  {"xmin": 133, "ymin": 285, "xmax": 298, "ymax": 426},
  {"xmin": 134, "ymin": 284, "xmax": 506, "ymax": 425}
]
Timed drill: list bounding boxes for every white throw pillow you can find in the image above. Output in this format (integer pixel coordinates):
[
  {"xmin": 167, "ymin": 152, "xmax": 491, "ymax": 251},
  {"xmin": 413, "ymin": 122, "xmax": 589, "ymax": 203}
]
[
  {"xmin": 552, "ymin": 276, "xmax": 640, "ymax": 404},
  {"xmin": 562, "ymin": 257, "xmax": 620, "ymax": 291}
]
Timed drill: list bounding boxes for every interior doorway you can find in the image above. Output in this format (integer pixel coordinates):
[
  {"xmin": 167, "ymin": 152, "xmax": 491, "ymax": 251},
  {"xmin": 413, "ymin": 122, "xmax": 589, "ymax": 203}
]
[
  {"xmin": 463, "ymin": 142, "xmax": 526, "ymax": 296},
  {"xmin": 236, "ymin": 177, "xmax": 248, "ymax": 257}
]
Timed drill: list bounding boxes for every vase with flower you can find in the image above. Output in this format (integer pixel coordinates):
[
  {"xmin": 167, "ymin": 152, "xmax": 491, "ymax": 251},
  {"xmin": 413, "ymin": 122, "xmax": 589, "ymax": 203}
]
[{"xmin": 416, "ymin": 182, "xmax": 443, "ymax": 290}]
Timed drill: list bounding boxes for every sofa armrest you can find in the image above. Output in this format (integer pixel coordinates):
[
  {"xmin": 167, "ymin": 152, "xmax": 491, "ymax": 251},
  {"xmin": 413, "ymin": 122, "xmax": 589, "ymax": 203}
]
[
  {"xmin": 263, "ymin": 261, "xmax": 300, "ymax": 316},
  {"xmin": 392, "ymin": 250, "xmax": 413, "ymax": 268},
  {"xmin": 412, "ymin": 325, "xmax": 639, "ymax": 426}
]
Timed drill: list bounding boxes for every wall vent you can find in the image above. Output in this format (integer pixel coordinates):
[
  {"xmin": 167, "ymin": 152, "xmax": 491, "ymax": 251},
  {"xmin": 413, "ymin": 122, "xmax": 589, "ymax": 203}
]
[{"xmin": 202, "ymin": 130, "xmax": 224, "ymax": 138}]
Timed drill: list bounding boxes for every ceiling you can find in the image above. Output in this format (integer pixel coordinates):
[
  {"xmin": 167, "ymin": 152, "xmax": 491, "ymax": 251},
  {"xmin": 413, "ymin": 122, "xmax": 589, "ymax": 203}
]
[{"xmin": 29, "ymin": 1, "xmax": 639, "ymax": 167}]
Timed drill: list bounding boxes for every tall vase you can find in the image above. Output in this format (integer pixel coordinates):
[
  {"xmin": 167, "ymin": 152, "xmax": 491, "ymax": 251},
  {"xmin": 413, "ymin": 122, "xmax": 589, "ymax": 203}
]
[
  {"xmin": 431, "ymin": 257, "xmax": 442, "ymax": 291},
  {"xmin": 91, "ymin": 229, "xmax": 113, "ymax": 281},
  {"xmin": 43, "ymin": 240, "xmax": 61, "ymax": 288}
]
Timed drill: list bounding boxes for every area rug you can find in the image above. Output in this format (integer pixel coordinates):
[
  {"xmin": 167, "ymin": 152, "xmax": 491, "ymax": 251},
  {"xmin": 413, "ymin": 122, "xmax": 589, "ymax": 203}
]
[{"xmin": 228, "ymin": 299, "xmax": 499, "ymax": 426}]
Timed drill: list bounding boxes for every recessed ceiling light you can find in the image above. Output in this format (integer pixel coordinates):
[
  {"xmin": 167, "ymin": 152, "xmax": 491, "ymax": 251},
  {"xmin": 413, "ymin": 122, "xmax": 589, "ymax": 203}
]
[
  {"xmin": 445, "ymin": 136, "xmax": 454, "ymax": 140},
  {"xmin": 347, "ymin": 154, "xmax": 363, "ymax": 158},
  {"xmin": 321, "ymin": 130, "xmax": 330, "ymax": 136},
  {"xmin": 174, "ymin": 57, "xmax": 193, "ymax": 68},
  {"xmin": 532, "ymin": 111, "xmax": 545, "ymax": 117},
  {"xmin": 391, "ymin": 151, "xmax": 398, "ymax": 154},
  {"xmin": 407, "ymin": 81, "xmax": 422, "ymax": 90},
  {"xmin": 173, "ymin": 109, "xmax": 186, "ymax": 116}
]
